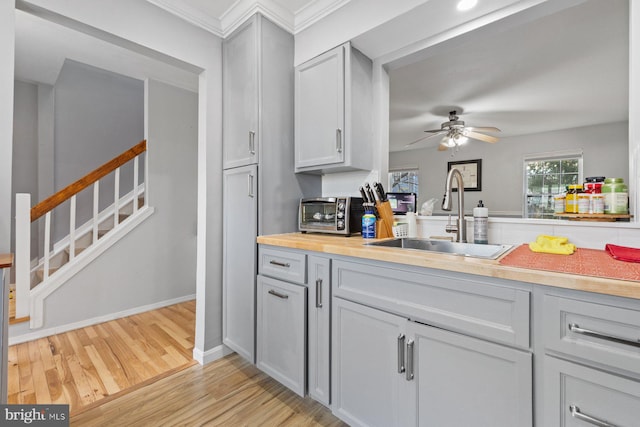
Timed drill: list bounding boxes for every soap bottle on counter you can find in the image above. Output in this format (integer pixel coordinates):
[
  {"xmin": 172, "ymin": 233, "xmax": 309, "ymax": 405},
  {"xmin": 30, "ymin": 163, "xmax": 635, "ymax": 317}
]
[
  {"xmin": 473, "ymin": 200, "xmax": 488, "ymax": 244},
  {"xmin": 362, "ymin": 205, "xmax": 376, "ymax": 239}
]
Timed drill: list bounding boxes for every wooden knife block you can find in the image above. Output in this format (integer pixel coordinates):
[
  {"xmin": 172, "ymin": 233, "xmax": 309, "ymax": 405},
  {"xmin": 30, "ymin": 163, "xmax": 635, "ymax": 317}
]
[{"xmin": 375, "ymin": 201, "xmax": 394, "ymax": 238}]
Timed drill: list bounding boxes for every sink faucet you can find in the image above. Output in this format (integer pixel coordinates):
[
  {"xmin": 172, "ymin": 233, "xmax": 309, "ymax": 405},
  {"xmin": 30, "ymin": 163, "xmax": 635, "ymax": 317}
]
[{"xmin": 442, "ymin": 168, "xmax": 467, "ymax": 243}]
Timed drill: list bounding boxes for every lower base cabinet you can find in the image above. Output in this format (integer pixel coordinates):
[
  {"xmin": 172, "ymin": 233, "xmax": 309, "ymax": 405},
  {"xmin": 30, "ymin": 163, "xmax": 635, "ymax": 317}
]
[
  {"xmin": 544, "ymin": 356, "xmax": 640, "ymax": 427},
  {"xmin": 332, "ymin": 297, "xmax": 533, "ymax": 427},
  {"xmin": 256, "ymin": 275, "xmax": 307, "ymax": 396}
]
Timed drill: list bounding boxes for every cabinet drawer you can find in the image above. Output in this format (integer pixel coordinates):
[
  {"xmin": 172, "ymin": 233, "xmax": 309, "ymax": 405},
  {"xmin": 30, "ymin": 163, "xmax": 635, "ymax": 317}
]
[
  {"xmin": 544, "ymin": 356, "xmax": 640, "ymax": 427},
  {"xmin": 543, "ymin": 295, "xmax": 640, "ymax": 376},
  {"xmin": 259, "ymin": 246, "xmax": 307, "ymax": 284},
  {"xmin": 333, "ymin": 259, "xmax": 530, "ymax": 348}
]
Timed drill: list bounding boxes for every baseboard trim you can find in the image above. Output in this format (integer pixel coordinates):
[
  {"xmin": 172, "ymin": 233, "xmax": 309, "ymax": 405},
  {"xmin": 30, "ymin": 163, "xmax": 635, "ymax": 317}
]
[
  {"xmin": 9, "ymin": 294, "xmax": 196, "ymax": 345},
  {"xmin": 193, "ymin": 344, "xmax": 235, "ymax": 365}
]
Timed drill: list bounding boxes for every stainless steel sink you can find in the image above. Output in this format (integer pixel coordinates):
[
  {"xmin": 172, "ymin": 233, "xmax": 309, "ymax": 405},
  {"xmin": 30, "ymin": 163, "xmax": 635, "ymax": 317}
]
[{"xmin": 366, "ymin": 238, "xmax": 513, "ymax": 260}]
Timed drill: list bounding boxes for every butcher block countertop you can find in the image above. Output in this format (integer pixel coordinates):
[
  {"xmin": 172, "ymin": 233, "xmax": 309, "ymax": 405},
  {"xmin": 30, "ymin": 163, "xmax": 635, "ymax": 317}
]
[{"xmin": 257, "ymin": 233, "xmax": 640, "ymax": 300}]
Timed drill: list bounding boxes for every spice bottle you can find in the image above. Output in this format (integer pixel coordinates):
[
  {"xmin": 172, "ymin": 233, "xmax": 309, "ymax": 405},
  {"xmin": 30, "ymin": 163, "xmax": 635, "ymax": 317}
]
[
  {"xmin": 565, "ymin": 185, "xmax": 583, "ymax": 214},
  {"xmin": 602, "ymin": 178, "xmax": 628, "ymax": 214}
]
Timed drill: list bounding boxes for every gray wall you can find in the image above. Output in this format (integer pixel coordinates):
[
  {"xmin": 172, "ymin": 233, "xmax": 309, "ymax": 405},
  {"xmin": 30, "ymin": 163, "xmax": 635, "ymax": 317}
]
[
  {"xmin": 52, "ymin": 59, "xmax": 144, "ymax": 241},
  {"xmin": 11, "ymin": 81, "xmax": 39, "ymax": 258},
  {"xmin": 390, "ymin": 122, "xmax": 628, "ymax": 216},
  {"xmin": 10, "ymin": 79, "xmax": 198, "ymax": 335}
]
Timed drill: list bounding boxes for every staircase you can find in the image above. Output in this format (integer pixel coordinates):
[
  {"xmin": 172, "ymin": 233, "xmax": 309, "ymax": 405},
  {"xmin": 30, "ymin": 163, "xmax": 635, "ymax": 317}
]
[{"xmin": 11, "ymin": 140, "xmax": 151, "ymax": 329}]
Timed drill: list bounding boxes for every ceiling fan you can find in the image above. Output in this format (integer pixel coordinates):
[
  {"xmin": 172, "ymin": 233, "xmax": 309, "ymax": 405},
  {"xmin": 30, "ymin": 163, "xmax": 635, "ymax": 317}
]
[{"xmin": 406, "ymin": 110, "xmax": 501, "ymax": 151}]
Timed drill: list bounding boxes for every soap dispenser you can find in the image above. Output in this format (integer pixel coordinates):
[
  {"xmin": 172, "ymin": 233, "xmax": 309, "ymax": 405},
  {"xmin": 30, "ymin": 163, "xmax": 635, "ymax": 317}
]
[{"xmin": 473, "ymin": 200, "xmax": 489, "ymax": 244}]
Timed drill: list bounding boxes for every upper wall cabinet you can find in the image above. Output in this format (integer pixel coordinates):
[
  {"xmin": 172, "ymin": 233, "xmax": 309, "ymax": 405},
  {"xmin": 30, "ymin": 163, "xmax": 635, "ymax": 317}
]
[
  {"xmin": 295, "ymin": 42, "xmax": 373, "ymax": 174},
  {"xmin": 223, "ymin": 15, "xmax": 259, "ymax": 169}
]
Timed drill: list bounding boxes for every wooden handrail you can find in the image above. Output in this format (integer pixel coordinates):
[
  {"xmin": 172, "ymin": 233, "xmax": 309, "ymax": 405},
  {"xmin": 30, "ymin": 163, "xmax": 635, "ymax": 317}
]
[{"xmin": 30, "ymin": 140, "xmax": 147, "ymax": 222}]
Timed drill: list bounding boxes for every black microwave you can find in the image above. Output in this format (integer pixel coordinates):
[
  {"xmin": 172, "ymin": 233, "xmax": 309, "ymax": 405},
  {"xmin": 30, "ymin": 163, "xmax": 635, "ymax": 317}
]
[{"xmin": 299, "ymin": 197, "xmax": 365, "ymax": 236}]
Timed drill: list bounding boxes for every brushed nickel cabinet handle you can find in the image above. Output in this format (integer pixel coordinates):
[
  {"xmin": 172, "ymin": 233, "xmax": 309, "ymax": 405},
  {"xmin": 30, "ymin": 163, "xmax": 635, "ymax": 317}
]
[
  {"xmin": 269, "ymin": 260, "xmax": 290, "ymax": 268},
  {"xmin": 568, "ymin": 323, "xmax": 640, "ymax": 348},
  {"xmin": 406, "ymin": 339, "xmax": 414, "ymax": 381},
  {"xmin": 315, "ymin": 279, "xmax": 323, "ymax": 308},
  {"xmin": 247, "ymin": 174, "xmax": 254, "ymax": 198},
  {"xmin": 569, "ymin": 405, "xmax": 618, "ymax": 427},
  {"xmin": 397, "ymin": 334, "xmax": 406, "ymax": 374},
  {"xmin": 336, "ymin": 128, "xmax": 343, "ymax": 153},
  {"xmin": 249, "ymin": 131, "xmax": 256, "ymax": 155},
  {"xmin": 268, "ymin": 289, "xmax": 289, "ymax": 300}
]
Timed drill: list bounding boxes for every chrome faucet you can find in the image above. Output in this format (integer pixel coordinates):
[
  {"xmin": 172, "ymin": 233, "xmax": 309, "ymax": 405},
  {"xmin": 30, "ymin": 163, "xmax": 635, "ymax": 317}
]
[{"xmin": 442, "ymin": 168, "xmax": 467, "ymax": 243}]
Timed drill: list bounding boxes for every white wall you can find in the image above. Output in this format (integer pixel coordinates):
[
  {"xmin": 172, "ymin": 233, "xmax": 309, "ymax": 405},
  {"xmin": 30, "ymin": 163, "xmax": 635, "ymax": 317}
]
[
  {"xmin": 11, "ymin": 81, "xmax": 39, "ymax": 258},
  {"xmin": 52, "ymin": 59, "xmax": 144, "ymax": 241},
  {"xmin": 9, "ymin": 79, "xmax": 198, "ymax": 339},
  {"xmin": 390, "ymin": 122, "xmax": 629, "ymax": 216}
]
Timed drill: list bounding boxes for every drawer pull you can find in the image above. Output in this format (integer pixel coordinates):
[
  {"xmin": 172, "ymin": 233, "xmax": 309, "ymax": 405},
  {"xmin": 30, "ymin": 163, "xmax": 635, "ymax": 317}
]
[
  {"xmin": 397, "ymin": 334, "xmax": 405, "ymax": 374},
  {"xmin": 268, "ymin": 289, "xmax": 289, "ymax": 300},
  {"xmin": 569, "ymin": 405, "xmax": 618, "ymax": 427},
  {"xmin": 568, "ymin": 323, "xmax": 640, "ymax": 348},
  {"xmin": 269, "ymin": 260, "xmax": 290, "ymax": 268},
  {"xmin": 316, "ymin": 279, "xmax": 323, "ymax": 308},
  {"xmin": 406, "ymin": 339, "xmax": 415, "ymax": 381}
]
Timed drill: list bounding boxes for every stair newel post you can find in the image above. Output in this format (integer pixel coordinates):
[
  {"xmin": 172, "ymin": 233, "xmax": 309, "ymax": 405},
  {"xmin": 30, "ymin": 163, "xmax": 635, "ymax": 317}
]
[
  {"xmin": 114, "ymin": 167, "xmax": 120, "ymax": 227},
  {"xmin": 69, "ymin": 195, "xmax": 76, "ymax": 261},
  {"xmin": 43, "ymin": 212, "xmax": 51, "ymax": 281},
  {"xmin": 93, "ymin": 182, "xmax": 100, "ymax": 243},
  {"xmin": 144, "ymin": 148, "xmax": 149, "ymax": 207},
  {"xmin": 15, "ymin": 194, "xmax": 31, "ymax": 319},
  {"xmin": 133, "ymin": 156, "xmax": 139, "ymax": 214}
]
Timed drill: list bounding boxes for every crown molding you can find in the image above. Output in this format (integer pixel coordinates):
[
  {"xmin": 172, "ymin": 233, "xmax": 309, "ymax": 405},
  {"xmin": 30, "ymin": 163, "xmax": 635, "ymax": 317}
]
[
  {"xmin": 146, "ymin": 0, "xmax": 352, "ymax": 38},
  {"xmin": 145, "ymin": 0, "xmax": 224, "ymax": 37}
]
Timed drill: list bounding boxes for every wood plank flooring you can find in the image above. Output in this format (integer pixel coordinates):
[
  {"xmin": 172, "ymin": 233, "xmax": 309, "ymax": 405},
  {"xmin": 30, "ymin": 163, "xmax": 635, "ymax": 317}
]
[
  {"xmin": 71, "ymin": 352, "xmax": 348, "ymax": 426},
  {"xmin": 8, "ymin": 300, "xmax": 197, "ymax": 415}
]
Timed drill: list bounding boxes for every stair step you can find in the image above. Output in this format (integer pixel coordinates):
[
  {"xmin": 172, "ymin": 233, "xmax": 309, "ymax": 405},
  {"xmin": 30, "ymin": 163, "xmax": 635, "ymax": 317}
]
[
  {"xmin": 8, "ymin": 284, "xmax": 29, "ymax": 325},
  {"xmin": 36, "ymin": 267, "xmax": 60, "ymax": 282}
]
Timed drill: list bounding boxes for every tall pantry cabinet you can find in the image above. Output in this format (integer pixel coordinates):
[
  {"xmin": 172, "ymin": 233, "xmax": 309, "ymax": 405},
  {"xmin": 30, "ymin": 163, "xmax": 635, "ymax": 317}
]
[{"xmin": 222, "ymin": 14, "xmax": 319, "ymax": 362}]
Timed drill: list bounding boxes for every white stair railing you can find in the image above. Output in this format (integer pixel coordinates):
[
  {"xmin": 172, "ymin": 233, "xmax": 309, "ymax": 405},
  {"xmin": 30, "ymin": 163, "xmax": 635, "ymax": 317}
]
[{"xmin": 13, "ymin": 140, "xmax": 148, "ymax": 321}]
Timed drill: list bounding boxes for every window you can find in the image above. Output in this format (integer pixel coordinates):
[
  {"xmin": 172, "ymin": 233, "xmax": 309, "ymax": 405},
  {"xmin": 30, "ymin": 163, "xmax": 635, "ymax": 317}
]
[
  {"xmin": 388, "ymin": 169, "xmax": 419, "ymax": 194},
  {"xmin": 524, "ymin": 152, "xmax": 583, "ymax": 218}
]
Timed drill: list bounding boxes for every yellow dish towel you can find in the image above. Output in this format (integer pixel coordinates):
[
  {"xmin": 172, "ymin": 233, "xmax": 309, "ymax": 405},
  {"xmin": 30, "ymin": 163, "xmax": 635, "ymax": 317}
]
[{"xmin": 529, "ymin": 235, "xmax": 576, "ymax": 255}]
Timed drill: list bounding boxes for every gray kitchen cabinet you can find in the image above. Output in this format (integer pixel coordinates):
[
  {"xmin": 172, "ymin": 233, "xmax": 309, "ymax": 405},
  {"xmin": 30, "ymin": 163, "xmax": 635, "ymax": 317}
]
[
  {"xmin": 222, "ymin": 13, "xmax": 320, "ymax": 363},
  {"xmin": 223, "ymin": 165, "xmax": 258, "ymax": 362},
  {"xmin": 544, "ymin": 355, "xmax": 640, "ymax": 427},
  {"xmin": 405, "ymin": 321, "xmax": 532, "ymax": 427},
  {"xmin": 308, "ymin": 255, "xmax": 331, "ymax": 406},
  {"xmin": 256, "ymin": 275, "xmax": 307, "ymax": 396},
  {"xmin": 332, "ymin": 297, "xmax": 405, "ymax": 427},
  {"xmin": 294, "ymin": 42, "xmax": 373, "ymax": 173}
]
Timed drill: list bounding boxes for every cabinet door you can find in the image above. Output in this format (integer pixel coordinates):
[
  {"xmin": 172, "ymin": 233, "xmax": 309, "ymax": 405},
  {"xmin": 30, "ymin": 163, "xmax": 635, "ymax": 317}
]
[
  {"xmin": 223, "ymin": 165, "xmax": 258, "ymax": 362},
  {"xmin": 332, "ymin": 297, "xmax": 405, "ymax": 427},
  {"xmin": 256, "ymin": 275, "xmax": 307, "ymax": 396},
  {"xmin": 295, "ymin": 45, "xmax": 345, "ymax": 169},
  {"xmin": 405, "ymin": 321, "xmax": 532, "ymax": 427},
  {"xmin": 544, "ymin": 356, "xmax": 640, "ymax": 427},
  {"xmin": 308, "ymin": 255, "xmax": 331, "ymax": 406},
  {"xmin": 223, "ymin": 16, "xmax": 258, "ymax": 169}
]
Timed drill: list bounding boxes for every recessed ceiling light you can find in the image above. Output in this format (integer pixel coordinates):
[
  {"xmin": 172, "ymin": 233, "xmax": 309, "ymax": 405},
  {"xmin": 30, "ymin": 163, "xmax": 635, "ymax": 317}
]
[{"xmin": 457, "ymin": 0, "xmax": 478, "ymax": 11}]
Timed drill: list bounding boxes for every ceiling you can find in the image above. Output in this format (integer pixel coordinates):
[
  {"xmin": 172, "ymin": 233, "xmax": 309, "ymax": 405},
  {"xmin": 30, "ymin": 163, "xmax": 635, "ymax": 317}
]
[{"xmin": 388, "ymin": 0, "xmax": 629, "ymax": 152}]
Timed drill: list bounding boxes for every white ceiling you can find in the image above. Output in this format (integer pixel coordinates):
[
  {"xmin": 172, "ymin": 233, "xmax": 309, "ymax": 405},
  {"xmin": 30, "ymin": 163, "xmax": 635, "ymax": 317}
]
[{"xmin": 389, "ymin": 0, "xmax": 629, "ymax": 152}]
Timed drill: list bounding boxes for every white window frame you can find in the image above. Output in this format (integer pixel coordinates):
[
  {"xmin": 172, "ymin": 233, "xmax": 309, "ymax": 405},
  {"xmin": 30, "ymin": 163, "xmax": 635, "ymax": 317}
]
[{"xmin": 523, "ymin": 150, "xmax": 583, "ymax": 218}]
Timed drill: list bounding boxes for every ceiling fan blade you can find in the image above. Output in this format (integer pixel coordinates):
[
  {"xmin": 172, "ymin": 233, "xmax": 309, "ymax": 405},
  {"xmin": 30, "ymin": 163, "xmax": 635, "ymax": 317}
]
[
  {"xmin": 423, "ymin": 128, "xmax": 445, "ymax": 133},
  {"xmin": 466, "ymin": 126, "xmax": 501, "ymax": 133},
  {"xmin": 465, "ymin": 130, "xmax": 499, "ymax": 143},
  {"xmin": 405, "ymin": 131, "xmax": 445, "ymax": 147}
]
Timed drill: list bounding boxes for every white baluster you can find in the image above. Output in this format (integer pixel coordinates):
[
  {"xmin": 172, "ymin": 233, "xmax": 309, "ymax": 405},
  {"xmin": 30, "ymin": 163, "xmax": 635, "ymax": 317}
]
[
  {"xmin": 69, "ymin": 195, "xmax": 76, "ymax": 261},
  {"xmin": 14, "ymin": 194, "xmax": 31, "ymax": 318},
  {"xmin": 93, "ymin": 181, "xmax": 100, "ymax": 243},
  {"xmin": 133, "ymin": 156, "xmax": 139, "ymax": 214},
  {"xmin": 114, "ymin": 167, "xmax": 120, "ymax": 226},
  {"xmin": 43, "ymin": 212, "xmax": 51, "ymax": 280},
  {"xmin": 144, "ymin": 149, "xmax": 149, "ymax": 206}
]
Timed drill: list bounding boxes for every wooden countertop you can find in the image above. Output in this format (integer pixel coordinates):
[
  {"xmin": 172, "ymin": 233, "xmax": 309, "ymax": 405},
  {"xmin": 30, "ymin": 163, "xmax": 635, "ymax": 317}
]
[
  {"xmin": 0, "ymin": 253, "xmax": 13, "ymax": 269},
  {"xmin": 257, "ymin": 233, "xmax": 640, "ymax": 300}
]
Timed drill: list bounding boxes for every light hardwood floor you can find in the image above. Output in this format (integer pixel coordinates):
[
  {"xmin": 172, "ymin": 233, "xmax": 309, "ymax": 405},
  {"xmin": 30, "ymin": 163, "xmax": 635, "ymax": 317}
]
[
  {"xmin": 8, "ymin": 300, "xmax": 197, "ymax": 415},
  {"xmin": 71, "ymin": 352, "xmax": 347, "ymax": 426}
]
